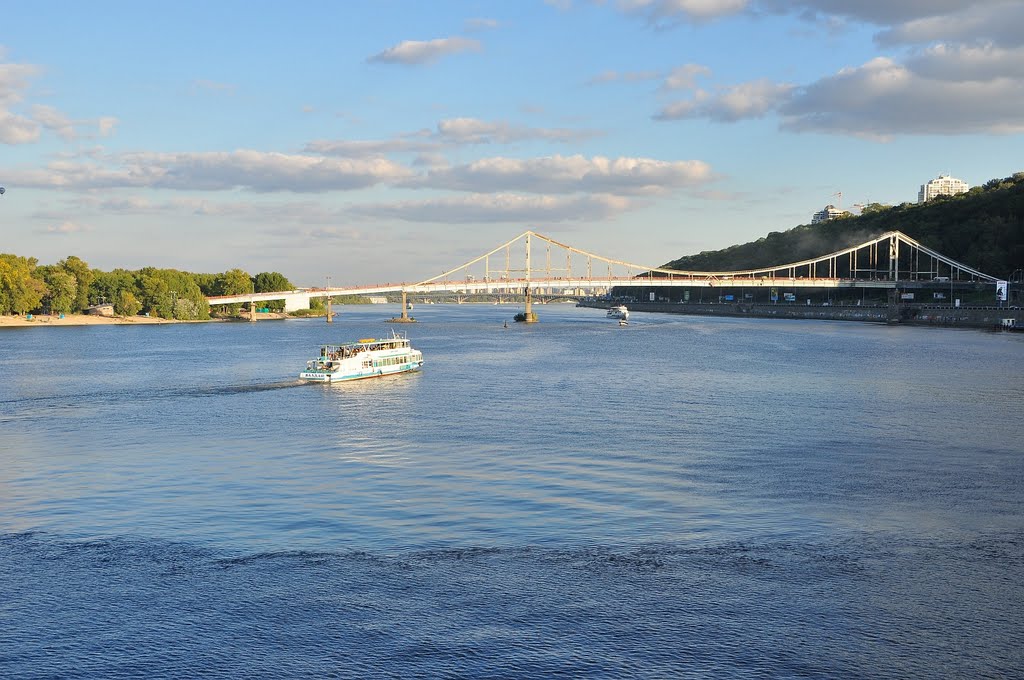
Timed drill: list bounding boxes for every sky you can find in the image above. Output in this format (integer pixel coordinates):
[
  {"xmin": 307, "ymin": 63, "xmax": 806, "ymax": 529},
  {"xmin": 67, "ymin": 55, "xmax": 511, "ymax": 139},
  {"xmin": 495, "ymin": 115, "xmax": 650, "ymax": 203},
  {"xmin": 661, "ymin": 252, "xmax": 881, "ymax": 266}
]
[{"xmin": 2, "ymin": 1, "xmax": 1023, "ymax": 286}]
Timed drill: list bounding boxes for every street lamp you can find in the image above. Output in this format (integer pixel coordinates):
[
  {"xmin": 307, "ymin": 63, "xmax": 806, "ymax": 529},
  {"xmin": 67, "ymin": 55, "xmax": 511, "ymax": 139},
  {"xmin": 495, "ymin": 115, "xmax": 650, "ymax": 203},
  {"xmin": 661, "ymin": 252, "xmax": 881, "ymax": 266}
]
[{"xmin": 325, "ymin": 276, "xmax": 333, "ymax": 323}]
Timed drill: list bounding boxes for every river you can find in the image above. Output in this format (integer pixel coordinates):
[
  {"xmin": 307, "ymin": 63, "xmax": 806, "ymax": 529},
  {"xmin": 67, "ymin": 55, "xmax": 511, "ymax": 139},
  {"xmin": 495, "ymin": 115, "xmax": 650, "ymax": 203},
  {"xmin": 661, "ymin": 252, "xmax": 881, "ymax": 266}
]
[{"xmin": 2, "ymin": 304, "xmax": 1022, "ymax": 677}]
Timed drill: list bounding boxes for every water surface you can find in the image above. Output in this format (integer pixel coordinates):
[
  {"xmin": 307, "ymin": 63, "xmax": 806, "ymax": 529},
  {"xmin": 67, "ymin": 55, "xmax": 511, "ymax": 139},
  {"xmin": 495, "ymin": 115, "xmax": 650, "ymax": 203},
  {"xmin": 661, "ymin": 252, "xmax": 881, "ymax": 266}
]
[{"xmin": 2, "ymin": 305, "xmax": 1021, "ymax": 677}]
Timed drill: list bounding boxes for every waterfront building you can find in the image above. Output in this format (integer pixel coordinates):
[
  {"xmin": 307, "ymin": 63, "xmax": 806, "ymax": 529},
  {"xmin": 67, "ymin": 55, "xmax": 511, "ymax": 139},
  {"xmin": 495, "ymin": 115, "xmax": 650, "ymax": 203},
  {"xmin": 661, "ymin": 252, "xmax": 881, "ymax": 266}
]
[
  {"xmin": 811, "ymin": 204, "xmax": 847, "ymax": 224},
  {"xmin": 918, "ymin": 174, "xmax": 969, "ymax": 203}
]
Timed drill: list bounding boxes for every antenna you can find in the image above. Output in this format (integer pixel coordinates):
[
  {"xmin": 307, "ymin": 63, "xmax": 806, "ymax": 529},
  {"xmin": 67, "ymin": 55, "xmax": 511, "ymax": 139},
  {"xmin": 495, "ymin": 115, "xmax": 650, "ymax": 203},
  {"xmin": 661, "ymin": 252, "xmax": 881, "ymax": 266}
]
[{"xmin": 832, "ymin": 191, "xmax": 842, "ymax": 210}]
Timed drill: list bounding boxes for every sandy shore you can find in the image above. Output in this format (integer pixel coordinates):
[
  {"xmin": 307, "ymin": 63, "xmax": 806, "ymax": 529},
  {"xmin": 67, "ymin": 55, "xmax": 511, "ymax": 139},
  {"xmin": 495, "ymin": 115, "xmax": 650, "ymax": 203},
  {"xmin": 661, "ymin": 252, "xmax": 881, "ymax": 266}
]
[
  {"xmin": 0, "ymin": 312, "xmax": 295, "ymax": 327},
  {"xmin": 0, "ymin": 313, "xmax": 185, "ymax": 327}
]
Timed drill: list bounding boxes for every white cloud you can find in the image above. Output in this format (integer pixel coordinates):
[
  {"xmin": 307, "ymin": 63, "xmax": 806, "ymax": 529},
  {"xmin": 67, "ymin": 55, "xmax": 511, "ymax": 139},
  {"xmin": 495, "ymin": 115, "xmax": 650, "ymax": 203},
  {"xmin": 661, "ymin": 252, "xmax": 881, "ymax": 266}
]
[
  {"xmin": 651, "ymin": 0, "xmax": 1024, "ymax": 138},
  {"xmin": 587, "ymin": 69, "xmax": 662, "ymax": 85},
  {"xmin": 465, "ymin": 17, "xmax": 500, "ymax": 31},
  {"xmin": 39, "ymin": 220, "xmax": 88, "ymax": 235},
  {"xmin": 408, "ymin": 154, "xmax": 714, "ymax": 195},
  {"xmin": 31, "ymin": 104, "xmax": 76, "ymax": 141},
  {"xmin": 663, "ymin": 63, "xmax": 712, "ymax": 90},
  {"xmin": 657, "ymin": 52, "xmax": 1024, "ymax": 136},
  {"xmin": 307, "ymin": 118, "xmax": 600, "ymax": 157},
  {"xmin": 0, "ymin": 62, "xmax": 40, "ymax": 105},
  {"xmin": 47, "ymin": 190, "xmax": 632, "ymax": 229},
  {"xmin": 1, "ymin": 61, "xmax": 41, "ymax": 143},
  {"xmin": 434, "ymin": 118, "xmax": 598, "ymax": 145},
  {"xmin": 656, "ymin": 80, "xmax": 795, "ymax": 121},
  {"xmin": 617, "ymin": 0, "xmax": 749, "ymax": 24},
  {"xmin": 348, "ymin": 192, "xmax": 633, "ymax": 224},
  {"xmin": 97, "ymin": 117, "xmax": 118, "ymax": 137},
  {"xmin": 368, "ymin": 37, "xmax": 482, "ymax": 65},
  {"xmin": 7, "ymin": 146, "xmax": 717, "ymax": 203},
  {"xmin": 874, "ymin": 2, "xmax": 1024, "ymax": 47},
  {"xmin": 766, "ymin": 0, "xmax": 973, "ymax": 26},
  {"xmin": 1, "ymin": 57, "xmax": 116, "ymax": 144},
  {"xmin": 780, "ymin": 56, "xmax": 1024, "ymax": 135},
  {"xmin": 614, "ymin": 0, "xmax": 1002, "ymax": 36},
  {"xmin": 11, "ymin": 150, "xmax": 416, "ymax": 192},
  {"xmin": 0, "ymin": 110, "xmax": 40, "ymax": 144},
  {"xmin": 304, "ymin": 138, "xmax": 440, "ymax": 157},
  {"xmin": 906, "ymin": 43, "xmax": 1024, "ymax": 82}
]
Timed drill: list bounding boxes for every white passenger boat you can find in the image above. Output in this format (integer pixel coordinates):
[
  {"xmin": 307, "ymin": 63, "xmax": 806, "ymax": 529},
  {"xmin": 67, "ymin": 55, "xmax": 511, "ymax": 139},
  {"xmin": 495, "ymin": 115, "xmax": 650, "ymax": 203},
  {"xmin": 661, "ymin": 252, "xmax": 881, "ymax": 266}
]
[
  {"xmin": 607, "ymin": 305, "xmax": 629, "ymax": 320},
  {"xmin": 299, "ymin": 331, "xmax": 423, "ymax": 383}
]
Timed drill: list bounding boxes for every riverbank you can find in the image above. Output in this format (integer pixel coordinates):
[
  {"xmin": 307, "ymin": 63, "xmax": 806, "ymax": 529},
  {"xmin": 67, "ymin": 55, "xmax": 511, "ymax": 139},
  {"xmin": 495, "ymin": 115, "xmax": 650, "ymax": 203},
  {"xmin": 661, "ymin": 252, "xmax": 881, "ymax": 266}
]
[
  {"xmin": 0, "ymin": 313, "xmax": 183, "ymax": 328},
  {"xmin": 578, "ymin": 301, "xmax": 1023, "ymax": 329},
  {"xmin": 0, "ymin": 311, "xmax": 298, "ymax": 328}
]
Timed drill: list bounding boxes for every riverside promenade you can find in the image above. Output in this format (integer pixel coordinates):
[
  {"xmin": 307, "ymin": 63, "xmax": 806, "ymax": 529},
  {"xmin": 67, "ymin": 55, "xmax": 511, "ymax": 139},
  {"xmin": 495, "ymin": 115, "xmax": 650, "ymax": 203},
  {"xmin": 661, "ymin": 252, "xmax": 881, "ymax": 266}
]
[{"xmin": 578, "ymin": 300, "xmax": 1022, "ymax": 329}]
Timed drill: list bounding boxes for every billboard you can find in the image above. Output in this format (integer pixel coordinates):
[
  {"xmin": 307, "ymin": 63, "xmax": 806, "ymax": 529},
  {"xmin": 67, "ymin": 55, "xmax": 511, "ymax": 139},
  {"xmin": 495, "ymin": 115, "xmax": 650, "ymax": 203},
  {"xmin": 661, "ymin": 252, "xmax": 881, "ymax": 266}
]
[{"xmin": 996, "ymin": 280, "xmax": 1008, "ymax": 302}]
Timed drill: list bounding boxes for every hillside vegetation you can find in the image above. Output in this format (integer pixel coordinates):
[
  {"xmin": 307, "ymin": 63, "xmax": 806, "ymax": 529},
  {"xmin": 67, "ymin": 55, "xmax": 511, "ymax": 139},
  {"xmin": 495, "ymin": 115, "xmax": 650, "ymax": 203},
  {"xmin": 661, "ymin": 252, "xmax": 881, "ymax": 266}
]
[{"xmin": 663, "ymin": 172, "xmax": 1024, "ymax": 279}]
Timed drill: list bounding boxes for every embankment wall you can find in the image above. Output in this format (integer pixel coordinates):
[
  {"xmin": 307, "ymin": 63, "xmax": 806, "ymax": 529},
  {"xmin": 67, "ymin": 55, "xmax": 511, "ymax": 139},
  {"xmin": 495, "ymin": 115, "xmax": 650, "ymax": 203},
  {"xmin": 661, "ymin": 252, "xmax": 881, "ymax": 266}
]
[{"xmin": 578, "ymin": 301, "xmax": 1022, "ymax": 329}]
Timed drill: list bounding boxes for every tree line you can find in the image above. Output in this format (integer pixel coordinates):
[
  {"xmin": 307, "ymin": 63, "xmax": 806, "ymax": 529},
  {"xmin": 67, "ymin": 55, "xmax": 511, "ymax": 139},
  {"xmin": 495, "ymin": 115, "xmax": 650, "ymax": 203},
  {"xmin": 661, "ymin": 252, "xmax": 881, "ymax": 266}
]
[
  {"xmin": 0, "ymin": 256, "xmax": 294, "ymax": 319},
  {"xmin": 661, "ymin": 171, "xmax": 1024, "ymax": 278}
]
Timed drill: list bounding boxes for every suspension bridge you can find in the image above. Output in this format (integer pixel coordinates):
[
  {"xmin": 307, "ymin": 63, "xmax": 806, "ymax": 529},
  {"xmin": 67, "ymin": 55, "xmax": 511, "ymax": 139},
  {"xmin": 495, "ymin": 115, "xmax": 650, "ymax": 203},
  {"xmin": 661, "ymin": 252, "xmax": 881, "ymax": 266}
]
[{"xmin": 206, "ymin": 230, "xmax": 1003, "ymax": 322}]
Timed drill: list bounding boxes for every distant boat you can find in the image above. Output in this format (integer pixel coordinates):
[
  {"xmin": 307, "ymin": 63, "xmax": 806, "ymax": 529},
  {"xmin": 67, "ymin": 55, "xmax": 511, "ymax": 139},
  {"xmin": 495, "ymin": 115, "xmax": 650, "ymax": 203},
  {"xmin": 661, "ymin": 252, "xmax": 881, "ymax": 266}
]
[
  {"xmin": 607, "ymin": 305, "xmax": 629, "ymax": 320},
  {"xmin": 299, "ymin": 331, "xmax": 423, "ymax": 383}
]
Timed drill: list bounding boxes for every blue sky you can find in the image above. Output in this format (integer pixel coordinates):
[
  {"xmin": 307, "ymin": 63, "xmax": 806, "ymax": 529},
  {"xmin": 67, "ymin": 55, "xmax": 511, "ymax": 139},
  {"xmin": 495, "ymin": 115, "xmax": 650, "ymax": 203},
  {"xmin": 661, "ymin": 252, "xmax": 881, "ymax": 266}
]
[{"xmin": 2, "ymin": 1, "xmax": 1023, "ymax": 285}]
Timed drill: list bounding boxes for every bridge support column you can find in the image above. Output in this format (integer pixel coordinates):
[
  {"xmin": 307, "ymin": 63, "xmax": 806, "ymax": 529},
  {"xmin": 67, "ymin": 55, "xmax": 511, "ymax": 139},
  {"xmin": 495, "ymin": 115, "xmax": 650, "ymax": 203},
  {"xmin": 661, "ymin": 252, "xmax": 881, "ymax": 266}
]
[
  {"xmin": 387, "ymin": 290, "xmax": 416, "ymax": 323},
  {"xmin": 516, "ymin": 286, "xmax": 538, "ymax": 323},
  {"xmin": 249, "ymin": 298, "xmax": 256, "ymax": 322}
]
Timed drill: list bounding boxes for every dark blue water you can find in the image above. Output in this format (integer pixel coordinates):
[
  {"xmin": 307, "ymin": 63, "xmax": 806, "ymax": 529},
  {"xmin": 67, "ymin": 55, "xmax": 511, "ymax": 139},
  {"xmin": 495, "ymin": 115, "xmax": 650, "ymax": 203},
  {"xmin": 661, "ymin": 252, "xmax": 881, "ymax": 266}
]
[{"xmin": 2, "ymin": 306, "xmax": 1022, "ymax": 677}]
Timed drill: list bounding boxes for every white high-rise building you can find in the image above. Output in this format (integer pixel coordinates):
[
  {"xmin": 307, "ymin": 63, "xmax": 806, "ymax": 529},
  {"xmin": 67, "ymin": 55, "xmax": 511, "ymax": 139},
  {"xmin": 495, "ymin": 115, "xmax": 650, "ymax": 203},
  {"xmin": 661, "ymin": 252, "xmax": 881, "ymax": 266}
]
[
  {"xmin": 918, "ymin": 174, "xmax": 969, "ymax": 203},
  {"xmin": 811, "ymin": 205, "xmax": 846, "ymax": 224}
]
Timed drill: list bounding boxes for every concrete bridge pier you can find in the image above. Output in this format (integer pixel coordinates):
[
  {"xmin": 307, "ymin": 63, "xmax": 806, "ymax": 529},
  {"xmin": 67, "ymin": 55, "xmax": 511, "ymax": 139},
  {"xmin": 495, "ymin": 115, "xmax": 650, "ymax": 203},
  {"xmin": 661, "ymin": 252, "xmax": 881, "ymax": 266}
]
[
  {"xmin": 388, "ymin": 290, "xmax": 416, "ymax": 323},
  {"xmin": 516, "ymin": 286, "xmax": 538, "ymax": 323}
]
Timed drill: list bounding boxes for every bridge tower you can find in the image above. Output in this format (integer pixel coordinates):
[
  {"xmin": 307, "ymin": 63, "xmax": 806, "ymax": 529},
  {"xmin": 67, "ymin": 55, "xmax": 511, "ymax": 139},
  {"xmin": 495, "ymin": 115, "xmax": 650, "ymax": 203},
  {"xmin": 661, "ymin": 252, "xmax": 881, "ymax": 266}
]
[{"xmin": 516, "ymin": 231, "xmax": 538, "ymax": 323}]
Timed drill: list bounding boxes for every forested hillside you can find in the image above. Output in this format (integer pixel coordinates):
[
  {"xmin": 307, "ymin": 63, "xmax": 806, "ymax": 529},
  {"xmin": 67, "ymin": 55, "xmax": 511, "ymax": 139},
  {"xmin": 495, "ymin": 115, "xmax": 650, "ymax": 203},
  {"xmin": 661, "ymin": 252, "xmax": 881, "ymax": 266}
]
[{"xmin": 663, "ymin": 172, "xmax": 1024, "ymax": 278}]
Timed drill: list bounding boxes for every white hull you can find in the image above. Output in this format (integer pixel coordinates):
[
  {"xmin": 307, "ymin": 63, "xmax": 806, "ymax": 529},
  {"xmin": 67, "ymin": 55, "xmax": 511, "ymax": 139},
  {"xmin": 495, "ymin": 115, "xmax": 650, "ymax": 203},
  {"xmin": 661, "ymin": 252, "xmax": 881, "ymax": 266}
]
[
  {"xmin": 607, "ymin": 306, "xmax": 629, "ymax": 320},
  {"xmin": 300, "ymin": 333, "xmax": 423, "ymax": 383},
  {"xmin": 300, "ymin": 362, "xmax": 423, "ymax": 383}
]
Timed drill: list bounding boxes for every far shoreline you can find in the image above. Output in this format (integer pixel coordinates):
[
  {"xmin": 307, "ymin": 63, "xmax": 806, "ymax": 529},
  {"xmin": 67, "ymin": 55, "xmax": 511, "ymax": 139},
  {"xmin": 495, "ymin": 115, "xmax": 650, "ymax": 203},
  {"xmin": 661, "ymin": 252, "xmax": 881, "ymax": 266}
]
[{"xmin": 0, "ymin": 311, "xmax": 291, "ymax": 328}]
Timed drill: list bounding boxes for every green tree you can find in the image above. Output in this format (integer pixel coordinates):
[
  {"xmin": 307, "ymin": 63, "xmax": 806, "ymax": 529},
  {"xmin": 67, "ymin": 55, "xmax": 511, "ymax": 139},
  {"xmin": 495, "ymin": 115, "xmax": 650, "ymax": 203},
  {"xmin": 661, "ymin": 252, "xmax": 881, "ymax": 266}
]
[
  {"xmin": 192, "ymin": 272, "xmax": 219, "ymax": 297},
  {"xmin": 0, "ymin": 254, "xmax": 47, "ymax": 315},
  {"xmin": 216, "ymin": 268, "xmax": 253, "ymax": 295},
  {"xmin": 59, "ymin": 255, "xmax": 94, "ymax": 312},
  {"xmin": 39, "ymin": 266, "xmax": 78, "ymax": 315},
  {"xmin": 114, "ymin": 289, "xmax": 142, "ymax": 316},
  {"xmin": 137, "ymin": 268, "xmax": 210, "ymax": 320},
  {"xmin": 173, "ymin": 297, "xmax": 201, "ymax": 320},
  {"xmin": 253, "ymin": 271, "xmax": 292, "ymax": 293},
  {"xmin": 860, "ymin": 203, "xmax": 891, "ymax": 215},
  {"xmin": 91, "ymin": 268, "xmax": 139, "ymax": 305},
  {"xmin": 253, "ymin": 271, "xmax": 293, "ymax": 312}
]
